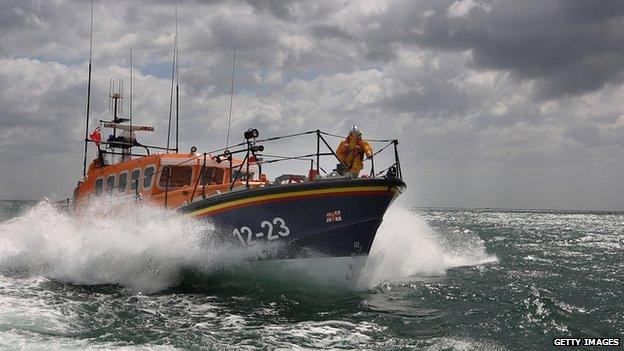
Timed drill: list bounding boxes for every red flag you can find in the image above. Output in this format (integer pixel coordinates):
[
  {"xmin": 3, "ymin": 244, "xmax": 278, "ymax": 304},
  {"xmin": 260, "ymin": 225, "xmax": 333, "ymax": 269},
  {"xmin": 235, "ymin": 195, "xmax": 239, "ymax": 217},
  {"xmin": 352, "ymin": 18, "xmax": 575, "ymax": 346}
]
[{"xmin": 89, "ymin": 126, "xmax": 101, "ymax": 147}]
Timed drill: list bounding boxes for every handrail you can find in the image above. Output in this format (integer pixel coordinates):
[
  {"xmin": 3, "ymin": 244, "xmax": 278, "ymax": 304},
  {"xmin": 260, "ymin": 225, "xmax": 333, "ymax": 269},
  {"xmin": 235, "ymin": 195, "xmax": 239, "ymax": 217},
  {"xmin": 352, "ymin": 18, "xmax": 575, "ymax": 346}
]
[
  {"xmin": 371, "ymin": 140, "xmax": 395, "ymax": 158},
  {"xmin": 374, "ymin": 163, "xmax": 398, "ymax": 177},
  {"xmin": 317, "ymin": 131, "xmax": 347, "ymax": 169},
  {"xmin": 86, "ymin": 138, "xmax": 175, "ymax": 152}
]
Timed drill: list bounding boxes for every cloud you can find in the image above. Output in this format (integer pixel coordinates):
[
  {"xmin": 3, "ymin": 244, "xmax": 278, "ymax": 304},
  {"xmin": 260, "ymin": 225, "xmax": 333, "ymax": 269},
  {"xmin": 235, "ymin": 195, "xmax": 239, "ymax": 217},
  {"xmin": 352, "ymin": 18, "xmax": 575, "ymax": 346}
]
[
  {"xmin": 414, "ymin": 0, "xmax": 624, "ymax": 99},
  {"xmin": 446, "ymin": 0, "xmax": 491, "ymax": 18},
  {"xmin": 0, "ymin": 0, "xmax": 623, "ymax": 209}
]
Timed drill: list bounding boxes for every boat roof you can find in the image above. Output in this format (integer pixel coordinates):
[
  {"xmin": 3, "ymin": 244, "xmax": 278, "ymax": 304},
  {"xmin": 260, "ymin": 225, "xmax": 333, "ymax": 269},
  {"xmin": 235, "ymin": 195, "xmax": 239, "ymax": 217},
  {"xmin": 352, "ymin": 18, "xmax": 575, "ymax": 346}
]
[
  {"xmin": 153, "ymin": 153, "xmax": 249, "ymax": 169},
  {"xmin": 160, "ymin": 154, "xmax": 223, "ymax": 167},
  {"xmin": 88, "ymin": 153, "xmax": 252, "ymax": 179}
]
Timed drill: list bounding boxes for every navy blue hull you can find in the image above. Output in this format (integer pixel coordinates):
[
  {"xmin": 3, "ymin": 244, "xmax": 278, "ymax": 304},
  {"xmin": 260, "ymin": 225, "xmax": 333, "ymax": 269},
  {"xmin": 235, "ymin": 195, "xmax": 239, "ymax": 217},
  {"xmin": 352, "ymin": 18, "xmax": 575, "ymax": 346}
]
[{"xmin": 180, "ymin": 178, "xmax": 405, "ymax": 260}]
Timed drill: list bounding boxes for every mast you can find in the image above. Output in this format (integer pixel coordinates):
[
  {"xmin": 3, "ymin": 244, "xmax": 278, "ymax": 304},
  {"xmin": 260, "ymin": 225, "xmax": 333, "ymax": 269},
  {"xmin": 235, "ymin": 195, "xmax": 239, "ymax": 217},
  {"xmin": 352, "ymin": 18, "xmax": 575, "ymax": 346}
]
[
  {"xmin": 82, "ymin": 0, "xmax": 94, "ymax": 177},
  {"xmin": 225, "ymin": 45, "xmax": 236, "ymax": 149}
]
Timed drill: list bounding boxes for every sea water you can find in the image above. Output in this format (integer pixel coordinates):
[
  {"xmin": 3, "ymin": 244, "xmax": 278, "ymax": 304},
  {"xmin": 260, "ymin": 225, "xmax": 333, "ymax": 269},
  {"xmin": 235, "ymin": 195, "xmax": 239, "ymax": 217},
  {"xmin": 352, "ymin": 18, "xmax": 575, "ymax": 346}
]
[{"xmin": 0, "ymin": 200, "xmax": 621, "ymax": 350}]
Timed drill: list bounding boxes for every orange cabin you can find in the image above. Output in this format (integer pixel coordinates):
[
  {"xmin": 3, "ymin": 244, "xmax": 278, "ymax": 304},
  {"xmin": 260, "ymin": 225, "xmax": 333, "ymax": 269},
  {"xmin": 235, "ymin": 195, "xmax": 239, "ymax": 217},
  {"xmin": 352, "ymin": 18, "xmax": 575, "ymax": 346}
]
[{"xmin": 75, "ymin": 153, "xmax": 267, "ymax": 208}]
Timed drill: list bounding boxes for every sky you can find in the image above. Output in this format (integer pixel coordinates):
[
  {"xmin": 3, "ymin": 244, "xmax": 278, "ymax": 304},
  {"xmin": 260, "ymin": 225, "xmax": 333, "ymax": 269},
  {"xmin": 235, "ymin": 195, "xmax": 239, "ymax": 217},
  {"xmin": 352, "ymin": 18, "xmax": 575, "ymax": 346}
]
[{"xmin": 1, "ymin": 0, "xmax": 623, "ymax": 210}]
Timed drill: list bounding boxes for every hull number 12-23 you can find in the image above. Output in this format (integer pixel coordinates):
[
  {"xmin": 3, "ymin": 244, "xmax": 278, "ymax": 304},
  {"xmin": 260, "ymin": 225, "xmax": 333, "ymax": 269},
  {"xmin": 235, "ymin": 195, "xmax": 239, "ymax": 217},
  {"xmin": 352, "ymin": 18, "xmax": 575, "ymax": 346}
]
[{"xmin": 233, "ymin": 217, "xmax": 291, "ymax": 246}]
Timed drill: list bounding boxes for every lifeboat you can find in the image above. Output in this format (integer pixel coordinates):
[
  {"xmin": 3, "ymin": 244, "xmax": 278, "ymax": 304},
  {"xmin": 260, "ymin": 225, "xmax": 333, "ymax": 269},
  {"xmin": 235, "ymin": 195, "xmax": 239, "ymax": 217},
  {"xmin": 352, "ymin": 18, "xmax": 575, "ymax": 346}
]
[{"xmin": 71, "ymin": 117, "xmax": 406, "ymax": 284}]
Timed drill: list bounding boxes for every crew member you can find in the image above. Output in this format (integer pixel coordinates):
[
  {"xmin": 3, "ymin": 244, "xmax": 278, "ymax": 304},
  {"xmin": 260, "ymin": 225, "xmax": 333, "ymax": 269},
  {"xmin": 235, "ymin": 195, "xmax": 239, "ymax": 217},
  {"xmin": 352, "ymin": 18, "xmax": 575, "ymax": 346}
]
[{"xmin": 336, "ymin": 125, "xmax": 373, "ymax": 177}]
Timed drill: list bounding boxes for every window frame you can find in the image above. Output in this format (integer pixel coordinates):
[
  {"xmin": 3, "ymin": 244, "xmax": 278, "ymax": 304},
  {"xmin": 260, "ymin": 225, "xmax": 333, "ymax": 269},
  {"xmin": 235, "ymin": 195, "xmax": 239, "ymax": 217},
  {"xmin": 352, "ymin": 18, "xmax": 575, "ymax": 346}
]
[
  {"xmin": 143, "ymin": 164, "xmax": 156, "ymax": 190},
  {"xmin": 232, "ymin": 169, "xmax": 254, "ymax": 182},
  {"xmin": 157, "ymin": 165, "xmax": 194, "ymax": 190},
  {"xmin": 106, "ymin": 174, "xmax": 116, "ymax": 192},
  {"xmin": 117, "ymin": 171, "xmax": 128, "ymax": 193},
  {"xmin": 129, "ymin": 168, "xmax": 141, "ymax": 193},
  {"xmin": 200, "ymin": 166, "xmax": 225, "ymax": 186},
  {"xmin": 94, "ymin": 177, "xmax": 104, "ymax": 194}
]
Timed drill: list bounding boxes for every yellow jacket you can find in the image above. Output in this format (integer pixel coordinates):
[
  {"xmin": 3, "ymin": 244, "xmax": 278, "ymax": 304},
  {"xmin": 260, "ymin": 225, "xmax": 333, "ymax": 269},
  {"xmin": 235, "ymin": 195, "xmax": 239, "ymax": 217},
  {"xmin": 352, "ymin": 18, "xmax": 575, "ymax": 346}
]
[{"xmin": 336, "ymin": 136, "xmax": 373, "ymax": 174}]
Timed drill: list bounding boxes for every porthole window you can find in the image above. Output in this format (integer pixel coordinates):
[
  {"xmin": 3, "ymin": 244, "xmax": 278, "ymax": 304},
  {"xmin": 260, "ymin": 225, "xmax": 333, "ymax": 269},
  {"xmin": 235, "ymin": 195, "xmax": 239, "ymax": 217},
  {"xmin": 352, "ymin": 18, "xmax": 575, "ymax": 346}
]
[
  {"xmin": 118, "ymin": 172, "xmax": 128, "ymax": 193},
  {"xmin": 143, "ymin": 166, "xmax": 155, "ymax": 189},
  {"xmin": 95, "ymin": 178, "xmax": 104, "ymax": 194},
  {"xmin": 130, "ymin": 169, "xmax": 140, "ymax": 192},
  {"xmin": 106, "ymin": 175, "xmax": 116, "ymax": 192}
]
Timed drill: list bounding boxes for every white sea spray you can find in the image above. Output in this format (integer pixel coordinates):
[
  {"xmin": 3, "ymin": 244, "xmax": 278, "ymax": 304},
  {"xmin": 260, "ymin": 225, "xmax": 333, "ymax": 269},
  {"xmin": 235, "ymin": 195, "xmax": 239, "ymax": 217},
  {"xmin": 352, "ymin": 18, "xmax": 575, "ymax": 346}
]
[
  {"xmin": 0, "ymin": 197, "xmax": 262, "ymax": 293},
  {"xmin": 360, "ymin": 206, "xmax": 498, "ymax": 287}
]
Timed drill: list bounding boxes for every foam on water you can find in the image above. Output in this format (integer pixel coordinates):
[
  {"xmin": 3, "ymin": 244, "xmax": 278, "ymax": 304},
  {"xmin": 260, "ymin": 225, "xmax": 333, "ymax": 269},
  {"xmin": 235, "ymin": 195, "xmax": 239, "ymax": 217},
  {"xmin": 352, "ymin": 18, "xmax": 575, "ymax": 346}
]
[
  {"xmin": 0, "ymin": 199, "xmax": 496, "ymax": 293},
  {"xmin": 0, "ymin": 197, "xmax": 262, "ymax": 293},
  {"xmin": 360, "ymin": 206, "xmax": 498, "ymax": 287}
]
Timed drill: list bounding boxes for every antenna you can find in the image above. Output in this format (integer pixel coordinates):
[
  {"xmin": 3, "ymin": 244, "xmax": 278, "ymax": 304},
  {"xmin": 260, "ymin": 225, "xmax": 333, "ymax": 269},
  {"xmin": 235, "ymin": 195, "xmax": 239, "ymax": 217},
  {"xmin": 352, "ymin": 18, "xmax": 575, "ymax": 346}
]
[
  {"xmin": 225, "ymin": 45, "xmax": 236, "ymax": 149},
  {"xmin": 175, "ymin": 0, "xmax": 179, "ymax": 153},
  {"xmin": 166, "ymin": 36, "xmax": 176, "ymax": 153},
  {"xmin": 82, "ymin": 0, "xmax": 94, "ymax": 178},
  {"xmin": 119, "ymin": 79, "xmax": 123, "ymax": 116},
  {"xmin": 166, "ymin": 0, "xmax": 179, "ymax": 154},
  {"xmin": 129, "ymin": 49, "xmax": 133, "ymax": 154},
  {"xmin": 108, "ymin": 79, "xmax": 112, "ymax": 115}
]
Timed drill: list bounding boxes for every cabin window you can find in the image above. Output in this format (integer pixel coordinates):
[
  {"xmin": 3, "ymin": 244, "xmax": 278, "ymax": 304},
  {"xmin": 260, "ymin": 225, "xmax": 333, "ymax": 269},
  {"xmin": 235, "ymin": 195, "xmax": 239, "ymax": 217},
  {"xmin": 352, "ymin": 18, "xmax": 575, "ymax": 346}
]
[
  {"xmin": 200, "ymin": 167, "xmax": 225, "ymax": 185},
  {"xmin": 106, "ymin": 175, "xmax": 116, "ymax": 191},
  {"xmin": 95, "ymin": 178, "xmax": 104, "ymax": 194},
  {"xmin": 130, "ymin": 169, "xmax": 141, "ymax": 192},
  {"xmin": 159, "ymin": 166, "xmax": 193, "ymax": 188},
  {"xmin": 143, "ymin": 166, "xmax": 155, "ymax": 189},
  {"xmin": 118, "ymin": 172, "xmax": 128, "ymax": 193}
]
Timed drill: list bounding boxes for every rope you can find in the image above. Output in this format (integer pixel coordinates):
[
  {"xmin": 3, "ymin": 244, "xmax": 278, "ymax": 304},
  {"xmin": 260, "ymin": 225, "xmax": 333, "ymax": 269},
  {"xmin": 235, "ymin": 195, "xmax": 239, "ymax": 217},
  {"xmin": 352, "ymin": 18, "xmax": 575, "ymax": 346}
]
[
  {"xmin": 260, "ymin": 130, "xmax": 317, "ymax": 142},
  {"xmin": 318, "ymin": 131, "xmax": 344, "ymax": 139},
  {"xmin": 206, "ymin": 130, "xmax": 317, "ymax": 155},
  {"xmin": 371, "ymin": 141, "xmax": 394, "ymax": 158}
]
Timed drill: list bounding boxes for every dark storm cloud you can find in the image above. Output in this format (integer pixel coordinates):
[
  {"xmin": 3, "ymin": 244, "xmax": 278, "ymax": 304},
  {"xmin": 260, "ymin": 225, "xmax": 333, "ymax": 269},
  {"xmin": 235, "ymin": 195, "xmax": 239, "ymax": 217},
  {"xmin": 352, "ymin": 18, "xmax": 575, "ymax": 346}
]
[
  {"xmin": 292, "ymin": 0, "xmax": 624, "ymax": 100},
  {"xmin": 412, "ymin": 0, "xmax": 624, "ymax": 99}
]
